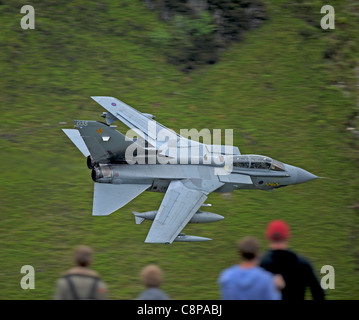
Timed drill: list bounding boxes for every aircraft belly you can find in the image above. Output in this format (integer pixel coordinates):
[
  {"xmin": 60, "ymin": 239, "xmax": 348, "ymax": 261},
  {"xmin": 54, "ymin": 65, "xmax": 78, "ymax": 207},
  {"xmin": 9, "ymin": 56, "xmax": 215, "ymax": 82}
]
[{"xmin": 111, "ymin": 164, "xmax": 216, "ymax": 181}]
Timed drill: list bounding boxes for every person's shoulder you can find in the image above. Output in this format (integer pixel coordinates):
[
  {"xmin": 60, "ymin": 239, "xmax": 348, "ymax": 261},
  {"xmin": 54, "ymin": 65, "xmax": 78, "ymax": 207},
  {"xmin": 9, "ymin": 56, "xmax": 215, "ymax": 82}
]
[
  {"xmin": 218, "ymin": 265, "xmax": 239, "ymax": 282},
  {"xmin": 280, "ymin": 250, "xmax": 316, "ymax": 273},
  {"xmin": 255, "ymin": 266, "xmax": 275, "ymax": 279},
  {"xmin": 220, "ymin": 265, "xmax": 239, "ymax": 275},
  {"xmin": 55, "ymin": 276, "xmax": 67, "ymax": 288},
  {"xmin": 151, "ymin": 288, "xmax": 170, "ymax": 300},
  {"xmin": 262, "ymin": 249, "xmax": 300, "ymax": 263},
  {"xmin": 137, "ymin": 288, "xmax": 170, "ymax": 300},
  {"xmin": 295, "ymin": 253, "xmax": 316, "ymax": 272},
  {"xmin": 259, "ymin": 250, "xmax": 274, "ymax": 264},
  {"xmin": 63, "ymin": 266, "xmax": 101, "ymax": 278},
  {"xmin": 295, "ymin": 253, "xmax": 311, "ymax": 264}
]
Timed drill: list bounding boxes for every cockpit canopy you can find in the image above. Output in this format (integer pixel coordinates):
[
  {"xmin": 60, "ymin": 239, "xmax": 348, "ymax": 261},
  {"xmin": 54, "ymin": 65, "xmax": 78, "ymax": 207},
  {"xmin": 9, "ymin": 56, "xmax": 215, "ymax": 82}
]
[{"xmin": 232, "ymin": 155, "xmax": 285, "ymax": 171}]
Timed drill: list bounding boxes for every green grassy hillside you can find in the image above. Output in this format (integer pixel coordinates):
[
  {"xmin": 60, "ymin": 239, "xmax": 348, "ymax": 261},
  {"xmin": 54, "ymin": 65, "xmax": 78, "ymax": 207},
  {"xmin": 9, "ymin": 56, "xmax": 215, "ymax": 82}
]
[{"xmin": 0, "ymin": 0, "xmax": 358, "ymax": 299}]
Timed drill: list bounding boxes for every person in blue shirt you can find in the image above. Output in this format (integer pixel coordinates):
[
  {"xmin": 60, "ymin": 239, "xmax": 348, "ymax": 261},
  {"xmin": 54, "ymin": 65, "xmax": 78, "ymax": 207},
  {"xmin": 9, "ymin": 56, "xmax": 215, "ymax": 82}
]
[{"xmin": 218, "ymin": 236, "xmax": 282, "ymax": 300}]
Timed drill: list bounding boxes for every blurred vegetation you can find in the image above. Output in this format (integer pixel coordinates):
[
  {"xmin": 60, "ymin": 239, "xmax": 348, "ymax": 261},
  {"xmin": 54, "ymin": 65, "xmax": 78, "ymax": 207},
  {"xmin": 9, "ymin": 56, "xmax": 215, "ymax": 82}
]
[
  {"xmin": 0, "ymin": 0, "xmax": 359, "ymax": 300},
  {"xmin": 145, "ymin": 0, "xmax": 267, "ymax": 71},
  {"xmin": 148, "ymin": 11, "xmax": 217, "ymax": 71}
]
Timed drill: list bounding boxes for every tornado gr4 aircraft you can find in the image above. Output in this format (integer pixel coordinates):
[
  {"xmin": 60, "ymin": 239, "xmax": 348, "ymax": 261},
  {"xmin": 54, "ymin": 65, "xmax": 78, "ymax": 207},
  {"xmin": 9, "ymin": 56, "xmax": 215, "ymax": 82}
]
[{"xmin": 63, "ymin": 97, "xmax": 317, "ymax": 244}]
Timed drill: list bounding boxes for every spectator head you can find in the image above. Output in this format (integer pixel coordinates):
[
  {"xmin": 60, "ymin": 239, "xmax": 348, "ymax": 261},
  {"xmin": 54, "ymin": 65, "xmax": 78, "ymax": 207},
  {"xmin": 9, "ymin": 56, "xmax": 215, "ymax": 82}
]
[
  {"xmin": 266, "ymin": 220, "xmax": 290, "ymax": 243},
  {"xmin": 237, "ymin": 236, "xmax": 260, "ymax": 261},
  {"xmin": 73, "ymin": 245, "xmax": 93, "ymax": 267},
  {"xmin": 140, "ymin": 264, "xmax": 164, "ymax": 288}
]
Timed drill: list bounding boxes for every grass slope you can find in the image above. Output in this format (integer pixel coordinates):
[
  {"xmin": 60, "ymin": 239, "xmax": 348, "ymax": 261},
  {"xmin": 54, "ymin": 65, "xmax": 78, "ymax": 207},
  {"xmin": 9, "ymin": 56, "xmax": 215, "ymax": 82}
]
[{"xmin": 0, "ymin": 1, "xmax": 358, "ymax": 299}]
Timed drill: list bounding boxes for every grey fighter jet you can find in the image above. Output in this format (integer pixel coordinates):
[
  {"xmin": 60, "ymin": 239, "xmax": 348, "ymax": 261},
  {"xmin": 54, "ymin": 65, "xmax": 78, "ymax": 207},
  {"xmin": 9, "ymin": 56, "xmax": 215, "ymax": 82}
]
[{"xmin": 63, "ymin": 97, "xmax": 317, "ymax": 244}]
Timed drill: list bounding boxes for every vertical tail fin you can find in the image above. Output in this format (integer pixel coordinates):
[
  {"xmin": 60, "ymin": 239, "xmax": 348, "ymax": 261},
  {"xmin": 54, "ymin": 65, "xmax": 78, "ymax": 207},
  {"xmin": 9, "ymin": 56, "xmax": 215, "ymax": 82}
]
[{"xmin": 74, "ymin": 120, "xmax": 133, "ymax": 163}]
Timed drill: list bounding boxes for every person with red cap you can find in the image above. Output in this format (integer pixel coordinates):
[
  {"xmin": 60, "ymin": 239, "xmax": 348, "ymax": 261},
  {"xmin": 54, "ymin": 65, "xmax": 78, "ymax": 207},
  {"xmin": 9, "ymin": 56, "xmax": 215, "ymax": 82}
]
[{"xmin": 260, "ymin": 220, "xmax": 325, "ymax": 300}]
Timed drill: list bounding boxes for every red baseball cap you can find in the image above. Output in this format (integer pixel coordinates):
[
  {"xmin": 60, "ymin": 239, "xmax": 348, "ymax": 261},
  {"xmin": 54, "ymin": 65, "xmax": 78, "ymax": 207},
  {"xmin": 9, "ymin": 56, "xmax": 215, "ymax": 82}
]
[{"xmin": 266, "ymin": 220, "xmax": 290, "ymax": 241}]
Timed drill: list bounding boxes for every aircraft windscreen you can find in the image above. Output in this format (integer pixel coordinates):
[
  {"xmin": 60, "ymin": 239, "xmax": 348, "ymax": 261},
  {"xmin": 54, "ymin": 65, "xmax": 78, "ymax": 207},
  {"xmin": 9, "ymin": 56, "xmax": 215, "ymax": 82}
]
[
  {"xmin": 233, "ymin": 155, "xmax": 272, "ymax": 169},
  {"xmin": 271, "ymin": 160, "xmax": 285, "ymax": 171},
  {"xmin": 249, "ymin": 156, "xmax": 272, "ymax": 169},
  {"xmin": 233, "ymin": 156, "xmax": 250, "ymax": 168}
]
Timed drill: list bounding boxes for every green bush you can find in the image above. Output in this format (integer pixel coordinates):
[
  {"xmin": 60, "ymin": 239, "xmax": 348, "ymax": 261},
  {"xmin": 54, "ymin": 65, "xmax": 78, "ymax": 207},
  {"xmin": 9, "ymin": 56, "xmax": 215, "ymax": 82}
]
[{"xmin": 145, "ymin": 0, "xmax": 267, "ymax": 71}]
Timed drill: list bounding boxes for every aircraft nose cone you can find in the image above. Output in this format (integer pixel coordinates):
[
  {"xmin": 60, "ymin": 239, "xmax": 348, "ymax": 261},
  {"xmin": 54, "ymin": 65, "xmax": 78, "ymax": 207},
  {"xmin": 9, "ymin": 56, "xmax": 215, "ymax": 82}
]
[{"xmin": 296, "ymin": 168, "xmax": 318, "ymax": 184}]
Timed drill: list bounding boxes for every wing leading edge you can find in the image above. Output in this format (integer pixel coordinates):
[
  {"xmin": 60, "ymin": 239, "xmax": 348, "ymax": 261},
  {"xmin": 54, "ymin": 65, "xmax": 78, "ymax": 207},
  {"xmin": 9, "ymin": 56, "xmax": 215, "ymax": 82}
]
[
  {"xmin": 91, "ymin": 96, "xmax": 195, "ymax": 150},
  {"xmin": 91, "ymin": 96, "xmax": 241, "ymax": 157}
]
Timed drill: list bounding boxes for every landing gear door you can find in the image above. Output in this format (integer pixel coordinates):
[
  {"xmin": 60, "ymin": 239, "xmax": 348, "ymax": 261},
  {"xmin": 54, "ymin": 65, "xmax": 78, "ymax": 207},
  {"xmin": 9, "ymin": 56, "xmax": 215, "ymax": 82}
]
[
  {"xmin": 217, "ymin": 173, "xmax": 252, "ymax": 185},
  {"xmin": 149, "ymin": 179, "xmax": 171, "ymax": 193}
]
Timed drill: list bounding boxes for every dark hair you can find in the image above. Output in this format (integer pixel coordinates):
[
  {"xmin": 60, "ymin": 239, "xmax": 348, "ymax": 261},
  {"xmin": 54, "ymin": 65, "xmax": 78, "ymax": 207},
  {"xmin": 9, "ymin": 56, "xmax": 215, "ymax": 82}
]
[
  {"xmin": 73, "ymin": 245, "xmax": 93, "ymax": 267},
  {"xmin": 237, "ymin": 236, "xmax": 260, "ymax": 261}
]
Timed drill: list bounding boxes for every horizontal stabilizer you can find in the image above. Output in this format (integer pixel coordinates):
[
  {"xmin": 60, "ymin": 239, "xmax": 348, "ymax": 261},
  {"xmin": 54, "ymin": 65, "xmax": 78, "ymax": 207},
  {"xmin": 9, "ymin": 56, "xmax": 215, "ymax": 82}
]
[
  {"xmin": 93, "ymin": 183, "xmax": 151, "ymax": 216},
  {"xmin": 62, "ymin": 129, "xmax": 90, "ymax": 157}
]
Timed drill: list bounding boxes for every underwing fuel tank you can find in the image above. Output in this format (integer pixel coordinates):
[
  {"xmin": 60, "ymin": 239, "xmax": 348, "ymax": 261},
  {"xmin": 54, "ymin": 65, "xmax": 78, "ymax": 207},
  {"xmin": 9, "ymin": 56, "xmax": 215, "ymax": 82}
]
[
  {"xmin": 173, "ymin": 233, "xmax": 212, "ymax": 242},
  {"xmin": 133, "ymin": 211, "xmax": 224, "ymax": 224}
]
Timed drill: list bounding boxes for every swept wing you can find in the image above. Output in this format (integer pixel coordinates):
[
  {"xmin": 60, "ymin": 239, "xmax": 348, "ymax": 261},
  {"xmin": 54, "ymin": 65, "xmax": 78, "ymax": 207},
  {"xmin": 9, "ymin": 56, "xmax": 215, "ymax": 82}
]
[
  {"xmin": 91, "ymin": 96, "xmax": 200, "ymax": 151},
  {"xmin": 145, "ymin": 179, "xmax": 223, "ymax": 244}
]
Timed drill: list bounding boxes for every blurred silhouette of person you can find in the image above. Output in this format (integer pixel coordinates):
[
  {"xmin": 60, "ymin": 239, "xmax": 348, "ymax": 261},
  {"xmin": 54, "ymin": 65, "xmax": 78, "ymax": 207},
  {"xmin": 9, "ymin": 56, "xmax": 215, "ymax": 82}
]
[
  {"xmin": 260, "ymin": 220, "xmax": 325, "ymax": 300},
  {"xmin": 54, "ymin": 245, "xmax": 108, "ymax": 300},
  {"xmin": 136, "ymin": 264, "xmax": 170, "ymax": 300},
  {"xmin": 218, "ymin": 236, "xmax": 282, "ymax": 300}
]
